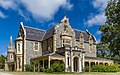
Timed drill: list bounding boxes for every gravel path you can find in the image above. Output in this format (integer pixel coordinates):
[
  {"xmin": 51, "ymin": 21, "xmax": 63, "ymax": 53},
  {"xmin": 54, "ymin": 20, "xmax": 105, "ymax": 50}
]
[{"xmin": 0, "ymin": 72, "xmax": 13, "ymax": 75}]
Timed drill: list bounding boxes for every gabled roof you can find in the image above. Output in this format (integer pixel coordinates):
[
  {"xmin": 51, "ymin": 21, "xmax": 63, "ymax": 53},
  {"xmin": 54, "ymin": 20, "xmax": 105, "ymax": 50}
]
[
  {"xmin": 43, "ymin": 26, "xmax": 55, "ymax": 40},
  {"xmin": 23, "ymin": 25, "xmax": 92, "ymax": 42},
  {"xmin": 24, "ymin": 26, "xmax": 46, "ymax": 41}
]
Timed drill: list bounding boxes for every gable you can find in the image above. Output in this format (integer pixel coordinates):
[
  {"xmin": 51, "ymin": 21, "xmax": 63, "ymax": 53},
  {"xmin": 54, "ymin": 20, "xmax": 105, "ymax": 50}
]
[{"xmin": 24, "ymin": 26, "xmax": 46, "ymax": 41}]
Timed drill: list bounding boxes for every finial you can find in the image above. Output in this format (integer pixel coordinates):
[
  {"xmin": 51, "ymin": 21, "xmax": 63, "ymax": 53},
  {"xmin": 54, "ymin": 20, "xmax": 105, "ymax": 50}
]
[
  {"xmin": 9, "ymin": 36, "xmax": 13, "ymax": 46},
  {"xmin": 61, "ymin": 15, "xmax": 68, "ymax": 22},
  {"xmin": 20, "ymin": 22, "xmax": 24, "ymax": 27}
]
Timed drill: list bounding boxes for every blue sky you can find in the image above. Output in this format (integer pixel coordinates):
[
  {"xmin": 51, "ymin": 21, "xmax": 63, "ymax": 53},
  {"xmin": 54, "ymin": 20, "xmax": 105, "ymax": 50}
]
[{"xmin": 0, "ymin": 0, "xmax": 109, "ymax": 56}]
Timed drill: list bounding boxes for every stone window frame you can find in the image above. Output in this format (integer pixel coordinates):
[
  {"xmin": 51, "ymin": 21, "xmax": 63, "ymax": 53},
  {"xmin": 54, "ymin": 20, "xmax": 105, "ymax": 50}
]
[
  {"xmin": 18, "ymin": 43, "xmax": 20, "ymax": 52},
  {"xmin": 48, "ymin": 38, "xmax": 53, "ymax": 51},
  {"xmin": 89, "ymin": 35, "xmax": 93, "ymax": 53},
  {"xmin": 34, "ymin": 41, "xmax": 39, "ymax": 51},
  {"xmin": 79, "ymin": 32, "xmax": 84, "ymax": 48},
  {"xmin": 11, "ymin": 54, "xmax": 13, "ymax": 59},
  {"xmin": 62, "ymin": 38, "xmax": 72, "ymax": 47}
]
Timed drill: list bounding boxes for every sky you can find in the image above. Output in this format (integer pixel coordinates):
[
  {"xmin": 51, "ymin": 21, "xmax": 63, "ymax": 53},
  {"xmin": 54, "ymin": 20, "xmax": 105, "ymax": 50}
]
[{"xmin": 0, "ymin": 0, "xmax": 109, "ymax": 56}]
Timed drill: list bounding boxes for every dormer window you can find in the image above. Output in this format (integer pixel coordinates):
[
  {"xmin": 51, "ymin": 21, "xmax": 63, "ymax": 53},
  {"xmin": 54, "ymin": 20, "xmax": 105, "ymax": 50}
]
[{"xmin": 34, "ymin": 41, "xmax": 39, "ymax": 51}]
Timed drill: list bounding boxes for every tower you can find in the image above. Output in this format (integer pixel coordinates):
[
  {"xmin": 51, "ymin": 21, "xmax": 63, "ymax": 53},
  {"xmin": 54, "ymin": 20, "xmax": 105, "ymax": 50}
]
[
  {"xmin": 15, "ymin": 36, "xmax": 23, "ymax": 71},
  {"xmin": 5, "ymin": 36, "xmax": 15, "ymax": 71}
]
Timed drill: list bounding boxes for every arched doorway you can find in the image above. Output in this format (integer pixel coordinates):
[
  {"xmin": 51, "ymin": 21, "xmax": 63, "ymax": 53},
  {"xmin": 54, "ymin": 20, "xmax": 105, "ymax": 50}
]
[{"xmin": 73, "ymin": 57, "xmax": 79, "ymax": 72}]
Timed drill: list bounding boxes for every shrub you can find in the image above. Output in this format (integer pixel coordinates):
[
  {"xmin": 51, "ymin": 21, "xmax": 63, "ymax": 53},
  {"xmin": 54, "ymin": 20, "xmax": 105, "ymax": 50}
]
[
  {"xmin": 46, "ymin": 68, "xmax": 54, "ymax": 73},
  {"xmin": 51, "ymin": 62, "xmax": 65, "ymax": 72},
  {"xmin": 91, "ymin": 64, "xmax": 120, "ymax": 72},
  {"xmin": 25, "ymin": 64, "xmax": 34, "ymax": 72},
  {"xmin": 39, "ymin": 67, "xmax": 46, "ymax": 72}
]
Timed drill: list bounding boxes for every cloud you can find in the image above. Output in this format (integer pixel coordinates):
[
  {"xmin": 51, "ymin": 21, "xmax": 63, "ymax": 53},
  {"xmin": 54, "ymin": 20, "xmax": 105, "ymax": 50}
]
[
  {"xmin": 86, "ymin": 12, "xmax": 106, "ymax": 26},
  {"xmin": 0, "ymin": 0, "xmax": 17, "ymax": 10},
  {"xmin": 96, "ymin": 39, "xmax": 101, "ymax": 44},
  {"xmin": 48, "ymin": 22, "xmax": 56, "ymax": 27},
  {"xmin": 93, "ymin": 0, "xmax": 109, "ymax": 11},
  {"xmin": 96, "ymin": 30, "xmax": 102, "ymax": 35},
  {"xmin": 85, "ymin": 0, "xmax": 109, "ymax": 27},
  {"xmin": 0, "ymin": 11, "xmax": 7, "ymax": 18},
  {"xmin": 20, "ymin": 0, "xmax": 73, "ymax": 22},
  {"xmin": 0, "ymin": 0, "xmax": 73, "ymax": 22}
]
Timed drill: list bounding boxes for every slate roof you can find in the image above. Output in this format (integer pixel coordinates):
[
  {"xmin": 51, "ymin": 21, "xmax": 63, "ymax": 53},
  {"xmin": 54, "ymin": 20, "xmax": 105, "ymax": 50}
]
[
  {"xmin": 24, "ymin": 26, "xmax": 92, "ymax": 42},
  {"xmin": 74, "ymin": 29, "xmax": 89, "ymax": 41},
  {"xmin": 43, "ymin": 26, "xmax": 55, "ymax": 40},
  {"xmin": 24, "ymin": 26, "xmax": 46, "ymax": 41}
]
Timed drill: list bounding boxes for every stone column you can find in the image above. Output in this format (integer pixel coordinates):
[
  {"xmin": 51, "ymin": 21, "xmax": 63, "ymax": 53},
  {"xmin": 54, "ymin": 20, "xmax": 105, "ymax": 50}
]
[
  {"xmin": 53, "ymin": 31, "xmax": 56, "ymax": 52},
  {"xmin": 82, "ymin": 54, "xmax": 85, "ymax": 71},
  {"xmin": 48, "ymin": 56, "xmax": 50, "ymax": 68},
  {"xmin": 23, "ymin": 39, "xmax": 26, "ymax": 71},
  {"xmin": 43, "ymin": 60, "xmax": 44, "ymax": 69},
  {"xmin": 71, "ymin": 52, "xmax": 73, "ymax": 72},
  {"xmin": 20, "ymin": 57, "xmax": 22, "ymax": 71},
  {"xmin": 79, "ymin": 58, "xmax": 82, "ymax": 72},
  {"xmin": 16, "ymin": 57, "xmax": 19, "ymax": 71},
  {"xmin": 65, "ymin": 52, "xmax": 68, "ymax": 72}
]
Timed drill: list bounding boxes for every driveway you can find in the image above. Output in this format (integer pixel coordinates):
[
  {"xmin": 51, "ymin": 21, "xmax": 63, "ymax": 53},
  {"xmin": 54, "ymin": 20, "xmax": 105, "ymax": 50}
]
[{"xmin": 0, "ymin": 72, "xmax": 13, "ymax": 75}]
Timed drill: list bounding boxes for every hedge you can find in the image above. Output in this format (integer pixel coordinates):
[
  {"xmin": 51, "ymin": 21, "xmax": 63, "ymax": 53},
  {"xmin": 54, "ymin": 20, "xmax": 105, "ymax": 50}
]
[{"xmin": 91, "ymin": 64, "xmax": 120, "ymax": 72}]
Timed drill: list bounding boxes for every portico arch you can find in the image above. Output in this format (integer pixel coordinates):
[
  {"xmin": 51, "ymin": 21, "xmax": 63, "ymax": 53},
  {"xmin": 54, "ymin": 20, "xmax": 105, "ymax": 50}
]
[{"xmin": 73, "ymin": 57, "xmax": 79, "ymax": 72}]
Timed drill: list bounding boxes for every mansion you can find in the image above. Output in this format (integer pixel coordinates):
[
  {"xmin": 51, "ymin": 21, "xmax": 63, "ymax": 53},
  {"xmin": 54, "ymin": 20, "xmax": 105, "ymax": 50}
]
[{"xmin": 5, "ymin": 16, "xmax": 113, "ymax": 72}]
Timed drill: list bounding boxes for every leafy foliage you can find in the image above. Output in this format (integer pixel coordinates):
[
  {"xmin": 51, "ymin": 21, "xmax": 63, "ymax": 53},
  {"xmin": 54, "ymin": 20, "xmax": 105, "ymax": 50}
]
[
  {"xmin": 39, "ymin": 62, "xmax": 65, "ymax": 73},
  {"xmin": 91, "ymin": 64, "xmax": 120, "ymax": 72},
  {"xmin": 0, "ymin": 55, "xmax": 6, "ymax": 69},
  {"xmin": 51, "ymin": 62, "xmax": 65, "ymax": 72},
  {"xmin": 97, "ymin": 43, "xmax": 111, "ymax": 58},
  {"xmin": 25, "ymin": 64, "xmax": 34, "ymax": 72},
  {"xmin": 100, "ymin": 0, "xmax": 120, "ymax": 60}
]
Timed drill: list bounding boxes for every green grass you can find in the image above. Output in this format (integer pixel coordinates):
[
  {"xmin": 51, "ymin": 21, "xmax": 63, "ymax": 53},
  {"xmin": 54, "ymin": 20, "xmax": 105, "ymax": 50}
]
[{"xmin": 1, "ymin": 69, "xmax": 120, "ymax": 75}]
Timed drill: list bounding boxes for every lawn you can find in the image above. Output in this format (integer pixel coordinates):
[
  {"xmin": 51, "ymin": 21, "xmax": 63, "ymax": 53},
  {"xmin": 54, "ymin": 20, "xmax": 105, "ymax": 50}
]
[{"xmin": 1, "ymin": 69, "xmax": 120, "ymax": 75}]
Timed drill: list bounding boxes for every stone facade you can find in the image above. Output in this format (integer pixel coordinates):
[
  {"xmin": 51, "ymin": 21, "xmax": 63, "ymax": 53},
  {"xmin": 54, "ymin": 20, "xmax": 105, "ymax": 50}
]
[
  {"xmin": 26, "ymin": 40, "xmax": 42, "ymax": 64},
  {"xmin": 5, "ymin": 16, "xmax": 113, "ymax": 72}
]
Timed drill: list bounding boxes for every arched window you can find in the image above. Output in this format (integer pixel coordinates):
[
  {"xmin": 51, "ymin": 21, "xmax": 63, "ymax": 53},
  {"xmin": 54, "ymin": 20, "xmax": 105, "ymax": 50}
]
[
  {"xmin": 67, "ymin": 57, "xmax": 69, "ymax": 66},
  {"xmin": 18, "ymin": 44, "xmax": 20, "ymax": 52},
  {"xmin": 11, "ymin": 55, "xmax": 12, "ymax": 59}
]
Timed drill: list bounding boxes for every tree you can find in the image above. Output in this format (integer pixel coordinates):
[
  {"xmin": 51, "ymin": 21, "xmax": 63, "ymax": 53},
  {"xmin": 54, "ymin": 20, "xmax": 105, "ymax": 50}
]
[
  {"xmin": 100, "ymin": 0, "xmax": 120, "ymax": 58},
  {"xmin": 97, "ymin": 43, "xmax": 110, "ymax": 58},
  {"xmin": 0, "ymin": 55, "xmax": 6, "ymax": 69}
]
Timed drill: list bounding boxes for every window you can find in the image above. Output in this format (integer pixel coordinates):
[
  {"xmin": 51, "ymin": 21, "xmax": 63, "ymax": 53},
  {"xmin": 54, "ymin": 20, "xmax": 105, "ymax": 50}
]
[
  {"xmin": 62, "ymin": 39, "xmax": 71, "ymax": 47},
  {"xmin": 89, "ymin": 44, "xmax": 93, "ymax": 53},
  {"xmin": 34, "ymin": 42, "xmax": 39, "ymax": 51},
  {"xmin": 18, "ymin": 44, "xmax": 20, "ymax": 52},
  {"xmin": 80, "ymin": 43, "xmax": 83, "ymax": 48},
  {"xmin": 67, "ymin": 57, "xmax": 69, "ymax": 66},
  {"xmin": 11, "ymin": 55, "xmax": 12, "ymax": 59}
]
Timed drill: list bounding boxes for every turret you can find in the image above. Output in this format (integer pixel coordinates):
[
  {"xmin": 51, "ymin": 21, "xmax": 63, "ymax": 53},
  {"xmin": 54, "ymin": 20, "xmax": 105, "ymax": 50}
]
[{"xmin": 7, "ymin": 36, "xmax": 15, "ymax": 61}]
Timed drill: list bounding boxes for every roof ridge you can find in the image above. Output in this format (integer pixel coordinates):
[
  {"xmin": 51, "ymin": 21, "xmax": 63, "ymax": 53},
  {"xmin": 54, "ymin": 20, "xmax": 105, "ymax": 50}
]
[
  {"xmin": 74, "ymin": 29, "xmax": 82, "ymax": 32},
  {"xmin": 42, "ymin": 30, "xmax": 47, "ymax": 40},
  {"xmin": 24, "ymin": 26, "xmax": 46, "ymax": 31}
]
